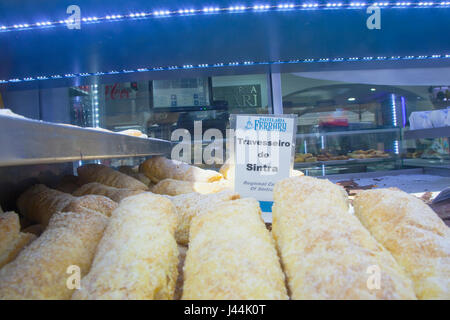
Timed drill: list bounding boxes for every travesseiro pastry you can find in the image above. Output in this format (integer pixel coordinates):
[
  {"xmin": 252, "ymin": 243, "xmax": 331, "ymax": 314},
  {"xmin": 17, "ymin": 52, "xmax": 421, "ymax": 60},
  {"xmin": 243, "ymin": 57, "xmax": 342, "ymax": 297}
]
[
  {"xmin": 182, "ymin": 198, "xmax": 288, "ymax": 300},
  {"xmin": 72, "ymin": 193, "xmax": 178, "ymax": 300},
  {"xmin": 354, "ymin": 188, "xmax": 450, "ymax": 299},
  {"xmin": 117, "ymin": 166, "xmax": 152, "ymax": 187},
  {"xmin": 140, "ymin": 156, "xmax": 223, "ymax": 183},
  {"xmin": 272, "ymin": 176, "xmax": 417, "ymax": 299},
  {"xmin": 0, "ymin": 210, "xmax": 108, "ymax": 299},
  {"xmin": 77, "ymin": 164, "xmax": 148, "ymax": 190},
  {"xmin": 72, "ymin": 182, "xmax": 145, "ymax": 203},
  {"xmin": 17, "ymin": 184, "xmax": 117, "ymax": 226}
]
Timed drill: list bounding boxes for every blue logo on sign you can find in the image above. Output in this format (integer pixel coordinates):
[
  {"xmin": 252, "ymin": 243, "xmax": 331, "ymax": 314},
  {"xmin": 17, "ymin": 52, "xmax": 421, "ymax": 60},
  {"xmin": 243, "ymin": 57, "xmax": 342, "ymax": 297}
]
[{"xmin": 247, "ymin": 117, "xmax": 287, "ymax": 132}]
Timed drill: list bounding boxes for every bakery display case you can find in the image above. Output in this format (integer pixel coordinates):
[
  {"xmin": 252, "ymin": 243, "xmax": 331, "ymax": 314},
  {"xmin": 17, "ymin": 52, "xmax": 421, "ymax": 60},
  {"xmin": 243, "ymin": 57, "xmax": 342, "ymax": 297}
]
[{"xmin": 294, "ymin": 128, "xmax": 401, "ymax": 176}]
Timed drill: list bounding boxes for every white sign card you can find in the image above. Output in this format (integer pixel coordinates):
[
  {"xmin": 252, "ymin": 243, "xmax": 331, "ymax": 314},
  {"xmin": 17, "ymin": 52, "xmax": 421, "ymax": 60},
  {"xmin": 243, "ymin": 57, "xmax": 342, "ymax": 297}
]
[{"xmin": 230, "ymin": 114, "xmax": 297, "ymax": 213}]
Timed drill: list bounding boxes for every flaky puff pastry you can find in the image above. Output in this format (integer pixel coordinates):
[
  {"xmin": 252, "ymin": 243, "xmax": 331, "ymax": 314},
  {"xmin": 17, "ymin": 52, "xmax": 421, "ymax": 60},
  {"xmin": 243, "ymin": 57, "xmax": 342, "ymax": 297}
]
[
  {"xmin": 17, "ymin": 184, "xmax": 74, "ymax": 226},
  {"xmin": 354, "ymin": 188, "xmax": 450, "ymax": 300},
  {"xmin": 0, "ymin": 212, "xmax": 36, "ymax": 268},
  {"xmin": 17, "ymin": 184, "xmax": 117, "ymax": 226},
  {"xmin": 77, "ymin": 164, "xmax": 148, "ymax": 190},
  {"xmin": 61, "ymin": 194, "xmax": 118, "ymax": 217},
  {"xmin": 183, "ymin": 198, "xmax": 288, "ymax": 300},
  {"xmin": 72, "ymin": 182, "xmax": 144, "ymax": 203},
  {"xmin": 72, "ymin": 193, "xmax": 178, "ymax": 300},
  {"xmin": 118, "ymin": 166, "xmax": 152, "ymax": 187},
  {"xmin": 0, "ymin": 211, "xmax": 108, "ymax": 299},
  {"xmin": 0, "ymin": 212, "xmax": 20, "ymax": 255},
  {"xmin": 54, "ymin": 175, "xmax": 81, "ymax": 194},
  {"xmin": 272, "ymin": 177, "xmax": 416, "ymax": 300},
  {"xmin": 140, "ymin": 156, "xmax": 223, "ymax": 183},
  {"xmin": 168, "ymin": 190, "xmax": 240, "ymax": 245},
  {"xmin": 152, "ymin": 178, "xmax": 232, "ymax": 196}
]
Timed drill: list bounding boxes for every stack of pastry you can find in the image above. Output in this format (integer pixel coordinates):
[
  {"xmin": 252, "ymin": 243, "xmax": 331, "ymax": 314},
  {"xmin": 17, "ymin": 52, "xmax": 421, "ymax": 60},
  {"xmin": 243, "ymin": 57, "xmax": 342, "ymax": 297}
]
[
  {"xmin": 1, "ymin": 156, "xmax": 448, "ymax": 301},
  {"xmin": 348, "ymin": 149, "xmax": 389, "ymax": 159},
  {"xmin": 316, "ymin": 151, "xmax": 349, "ymax": 161},
  {"xmin": 294, "ymin": 153, "xmax": 317, "ymax": 163}
]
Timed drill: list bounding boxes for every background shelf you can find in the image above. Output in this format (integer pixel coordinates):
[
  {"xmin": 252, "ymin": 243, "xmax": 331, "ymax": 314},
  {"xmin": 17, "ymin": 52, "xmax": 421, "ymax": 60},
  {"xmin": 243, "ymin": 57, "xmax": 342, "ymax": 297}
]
[{"xmin": 403, "ymin": 127, "xmax": 450, "ymax": 140}]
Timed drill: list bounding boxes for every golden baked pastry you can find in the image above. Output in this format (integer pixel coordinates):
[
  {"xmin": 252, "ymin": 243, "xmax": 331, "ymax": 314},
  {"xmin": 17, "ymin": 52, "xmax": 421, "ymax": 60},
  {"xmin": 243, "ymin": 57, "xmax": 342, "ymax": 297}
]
[
  {"xmin": 62, "ymin": 194, "xmax": 118, "ymax": 217},
  {"xmin": 168, "ymin": 190, "xmax": 240, "ymax": 245},
  {"xmin": 354, "ymin": 188, "xmax": 450, "ymax": 299},
  {"xmin": 72, "ymin": 193, "xmax": 178, "ymax": 300},
  {"xmin": 54, "ymin": 175, "xmax": 81, "ymax": 194},
  {"xmin": 140, "ymin": 156, "xmax": 223, "ymax": 183},
  {"xmin": 118, "ymin": 166, "xmax": 152, "ymax": 187},
  {"xmin": 72, "ymin": 182, "xmax": 144, "ymax": 203},
  {"xmin": 272, "ymin": 176, "xmax": 417, "ymax": 299},
  {"xmin": 17, "ymin": 184, "xmax": 118, "ymax": 226},
  {"xmin": 0, "ymin": 211, "xmax": 36, "ymax": 268},
  {"xmin": 152, "ymin": 179, "xmax": 232, "ymax": 196},
  {"xmin": 77, "ymin": 164, "xmax": 148, "ymax": 190},
  {"xmin": 17, "ymin": 184, "xmax": 75, "ymax": 226},
  {"xmin": 0, "ymin": 211, "xmax": 108, "ymax": 299},
  {"xmin": 183, "ymin": 198, "xmax": 288, "ymax": 300}
]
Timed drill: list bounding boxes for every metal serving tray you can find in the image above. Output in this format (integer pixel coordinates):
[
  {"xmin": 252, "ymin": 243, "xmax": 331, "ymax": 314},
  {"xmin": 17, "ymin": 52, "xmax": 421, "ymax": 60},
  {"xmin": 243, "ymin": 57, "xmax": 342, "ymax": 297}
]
[{"xmin": 0, "ymin": 115, "xmax": 172, "ymax": 167}]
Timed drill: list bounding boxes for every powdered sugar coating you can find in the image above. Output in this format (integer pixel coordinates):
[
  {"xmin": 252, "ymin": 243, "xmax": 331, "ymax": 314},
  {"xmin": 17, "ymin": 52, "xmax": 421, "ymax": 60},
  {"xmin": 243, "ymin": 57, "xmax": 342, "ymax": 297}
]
[
  {"xmin": 0, "ymin": 211, "xmax": 108, "ymax": 299},
  {"xmin": 354, "ymin": 188, "xmax": 450, "ymax": 299},
  {"xmin": 272, "ymin": 176, "xmax": 416, "ymax": 299},
  {"xmin": 72, "ymin": 192, "xmax": 178, "ymax": 300},
  {"xmin": 183, "ymin": 198, "xmax": 288, "ymax": 300}
]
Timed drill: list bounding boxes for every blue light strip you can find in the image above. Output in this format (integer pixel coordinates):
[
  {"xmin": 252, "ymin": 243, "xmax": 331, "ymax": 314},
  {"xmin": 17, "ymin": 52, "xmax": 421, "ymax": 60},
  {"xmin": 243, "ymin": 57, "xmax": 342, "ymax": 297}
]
[
  {"xmin": 0, "ymin": 53, "xmax": 449, "ymax": 85},
  {"xmin": 1, "ymin": 1, "xmax": 450, "ymax": 33}
]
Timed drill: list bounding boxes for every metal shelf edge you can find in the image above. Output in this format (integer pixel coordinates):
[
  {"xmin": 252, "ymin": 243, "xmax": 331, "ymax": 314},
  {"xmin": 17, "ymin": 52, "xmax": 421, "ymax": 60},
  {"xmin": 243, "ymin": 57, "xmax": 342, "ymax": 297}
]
[{"xmin": 0, "ymin": 116, "xmax": 172, "ymax": 167}]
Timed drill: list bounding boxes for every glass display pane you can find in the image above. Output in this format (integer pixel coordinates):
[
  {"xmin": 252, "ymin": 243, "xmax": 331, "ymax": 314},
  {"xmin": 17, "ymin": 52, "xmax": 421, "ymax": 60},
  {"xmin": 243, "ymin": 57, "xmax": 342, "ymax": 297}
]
[{"xmin": 281, "ymin": 73, "xmax": 449, "ymax": 175}]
